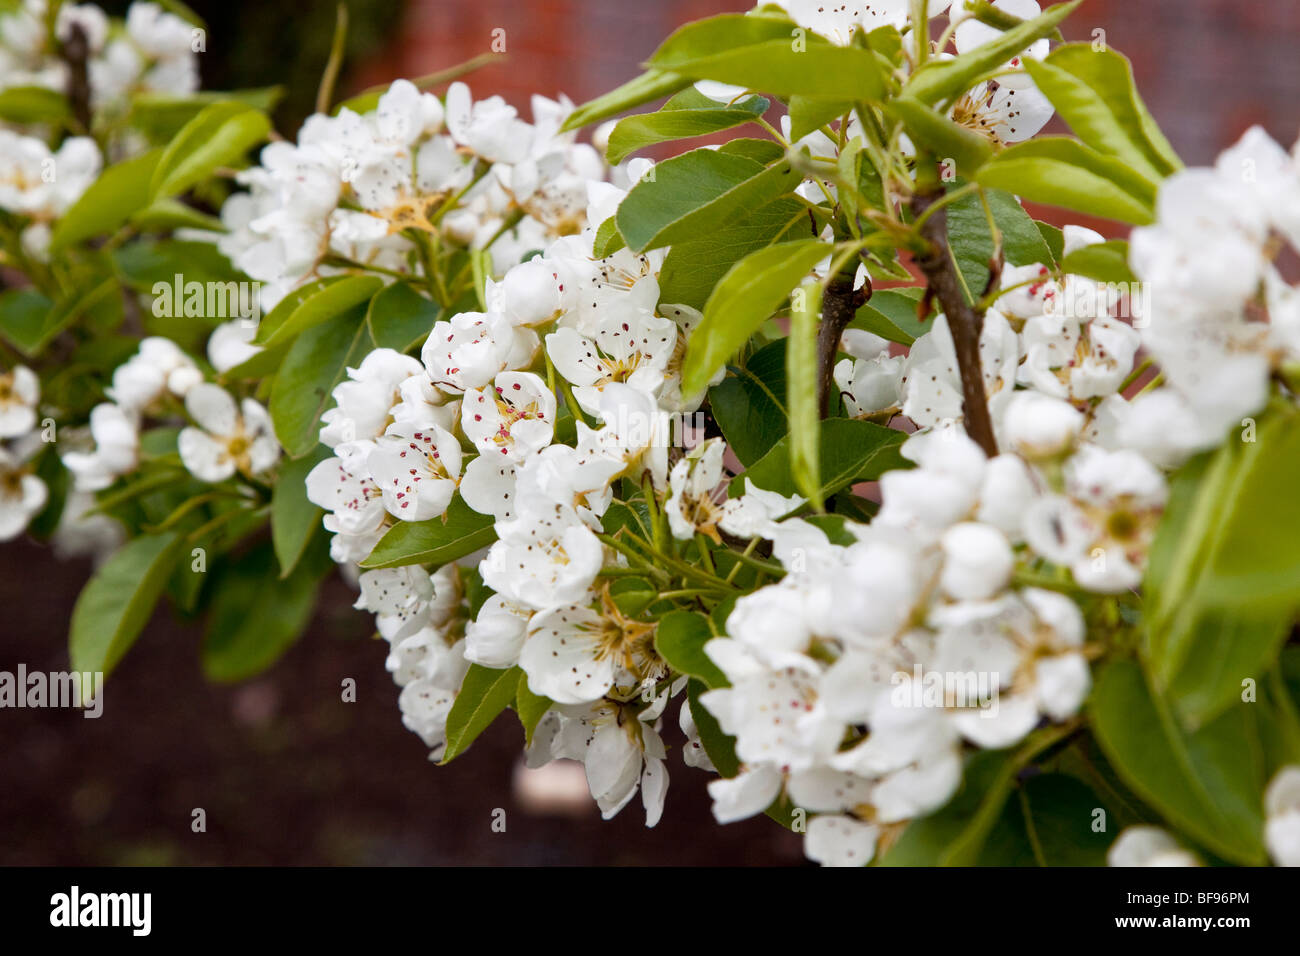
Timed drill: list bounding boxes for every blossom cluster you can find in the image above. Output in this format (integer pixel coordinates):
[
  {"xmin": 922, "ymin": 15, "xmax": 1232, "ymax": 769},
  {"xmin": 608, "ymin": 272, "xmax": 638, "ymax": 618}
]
[
  {"xmin": 0, "ymin": 0, "xmax": 197, "ymax": 108},
  {"xmin": 5, "ymin": 0, "xmax": 1300, "ymax": 870},
  {"xmin": 0, "ymin": 1, "xmax": 199, "ymax": 256},
  {"xmin": 215, "ymin": 3, "xmax": 1300, "ymax": 866}
]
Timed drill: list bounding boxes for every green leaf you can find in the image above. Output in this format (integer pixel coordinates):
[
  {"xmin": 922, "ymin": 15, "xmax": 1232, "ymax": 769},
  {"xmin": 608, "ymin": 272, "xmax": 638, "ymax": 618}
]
[
  {"xmin": 887, "ymin": 96, "xmax": 994, "ymax": 178},
  {"xmin": 201, "ymin": 543, "xmax": 326, "ymax": 682},
  {"xmin": 650, "ymin": 13, "xmax": 885, "ymax": 101},
  {"xmin": 601, "ymin": 499, "xmax": 652, "ymax": 542},
  {"xmin": 0, "ymin": 85, "xmax": 69, "ymax": 124},
  {"xmin": 365, "ymin": 281, "xmax": 440, "ymax": 353},
  {"xmin": 1058, "ymin": 239, "xmax": 1136, "ymax": 284},
  {"xmin": 850, "ymin": 287, "xmax": 929, "ymax": 346},
  {"xmin": 616, "ymin": 148, "xmax": 801, "ymax": 253},
  {"xmin": 655, "ymin": 610, "xmax": 728, "ymax": 688},
  {"xmin": 69, "ymin": 533, "xmax": 185, "ymax": 677},
  {"xmin": 559, "ymin": 70, "xmax": 690, "ymax": 133},
  {"xmin": 442, "ymin": 665, "xmax": 522, "ymax": 762},
  {"xmin": 606, "ymin": 93, "xmax": 769, "ymax": 164},
  {"xmin": 50, "ymin": 148, "xmax": 163, "ymax": 251},
  {"xmin": 127, "ymin": 88, "xmax": 284, "ymax": 141},
  {"xmin": 787, "ymin": 96, "xmax": 850, "ymax": 142},
  {"xmin": 359, "ymin": 496, "xmax": 497, "ymax": 569},
  {"xmin": 114, "ymin": 239, "xmax": 244, "ymax": 292},
  {"xmin": 130, "ymin": 198, "xmax": 226, "ymax": 233},
  {"xmin": 271, "ymin": 444, "xmax": 331, "ymax": 578},
  {"xmin": 0, "ymin": 280, "xmax": 120, "ymax": 357},
  {"xmin": 731, "ymin": 417, "xmax": 907, "ymax": 502},
  {"xmin": 592, "ymin": 216, "xmax": 626, "ymax": 259},
  {"xmin": 515, "ymin": 673, "xmax": 552, "ymax": 746},
  {"xmin": 219, "ymin": 340, "xmax": 291, "ymax": 383},
  {"xmin": 1144, "ymin": 406, "xmax": 1300, "ymax": 727},
  {"xmin": 983, "ymin": 773, "xmax": 1114, "ymax": 866},
  {"xmin": 268, "ymin": 305, "xmax": 371, "ymax": 458},
  {"xmin": 708, "ymin": 339, "xmax": 788, "ymax": 466},
  {"xmin": 976, "ymin": 137, "xmax": 1158, "ymax": 225},
  {"xmin": 948, "ymin": 185, "xmax": 1056, "ymax": 298},
  {"xmin": 1090, "ymin": 659, "xmax": 1267, "ymax": 864},
  {"xmin": 687, "ymin": 678, "xmax": 740, "ymax": 777},
  {"xmin": 787, "ymin": 278, "xmax": 822, "ymax": 510},
  {"xmin": 718, "ymin": 137, "xmax": 787, "ymax": 165},
  {"xmin": 151, "ymin": 101, "xmax": 271, "ymax": 199},
  {"xmin": 1036, "ymin": 220, "xmax": 1066, "ymax": 262},
  {"xmin": 0, "ymin": 289, "xmax": 54, "ymax": 355},
  {"xmin": 905, "ymin": 0, "xmax": 1084, "ymax": 106},
  {"xmin": 254, "ymin": 274, "xmax": 382, "ymax": 347},
  {"xmin": 879, "ymin": 748, "xmax": 1022, "ymax": 866},
  {"xmin": 658, "ymin": 195, "xmax": 812, "ymax": 310},
  {"xmin": 1026, "ymin": 43, "xmax": 1181, "ymax": 180},
  {"xmin": 649, "ymin": 12, "xmax": 797, "ymax": 64},
  {"xmin": 681, "ymin": 238, "xmax": 828, "ymax": 396}
]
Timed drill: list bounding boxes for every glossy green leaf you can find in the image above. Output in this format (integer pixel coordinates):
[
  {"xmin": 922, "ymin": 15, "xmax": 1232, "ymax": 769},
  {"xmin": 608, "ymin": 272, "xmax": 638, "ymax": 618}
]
[
  {"xmin": 1058, "ymin": 239, "xmax": 1136, "ymax": 284},
  {"xmin": 127, "ymin": 87, "xmax": 283, "ymax": 141},
  {"xmin": 201, "ymin": 543, "xmax": 327, "ymax": 682},
  {"xmin": 650, "ymin": 13, "xmax": 885, "ymax": 101},
  {"xmin": 0, "ymin": 85, "xmax": 69, "ymax": 124},
  {"xmin": 850, "ymin": 287, "xmax": 930, "ymax": 346},
  {"xmin": 905, "ymin": 0, "xmax": 1083, "ymax": 105},
  {"xmin": 718, "ymin": 137, "xmax": 787, "ymax": 165},
  {"xmin": 887, "ymin": 96, "xmax": 994, "ymax": 178},
  {"xmin": 617, "ymin": 148, "xmax": 801, "ymax": 253},
  {"xmin": 0, "ymin": 280, "xmax": 120, "ymax": 357},
  {"xmin": 592, "ymin": 216, "xmax": 625, "ymax": 259},
  {"xmin": 708, "ymin": 339, "xmax": 788, "ymax": 466},
  {"xmin": 69, "ymin": 532, "xmax": 185, "ymax": 678},
  {"xmin": 360, "ymin": 496, "xmax": 497, "ymax": 569},
  {"xmin": 254, "ymin": 274, "xmax": 382, "ymax": 348},
  {"xmin": 681, "ymin": 238, "xmax": 827, "ymax": 396},
  {"xmin": 1144, "ymin": 406, "xmax": 1300, "ymax": 727},
  {"xmin": 976, "ymin": 137, "xmax": 1157, "ymax": 225},
  {"xmin": 948, "ymin": 185, "xmax": 1056, "ymax": 299},
  {"xmin": 982, "ymin": 773, "xmax": 1114, "ymax": 866},
  {"xmin": 730, "ymin": 417, "xmax": 907, "ymax": 502},
  {"xmin": 606, "ymin": 92, "xmax": 768, "ymax": 164},
  {"xmin": 151, "ymin": 101, "xmax": 270, "ymax": 199},
  {"xmin": 515, "ymin": 673, "xmax": 552, "ymax": 746},
  {"xmin": 0, "ymin": 290, "xmax": 54, "ymax": 355},
  {"xmin": 365, "ymin": 281, "xmax": 440, "ymax": 353},
  {"xmin": 788, "ymin": 96, "xmax": 851, "ymax": 142},
  {"xmin": 1026, "ymin": 43, "xmax": 1181, "ymax": 179},
  {"xmin": 688, "ymin": 678, "xmax": 740, "ymax": 778},
  {"xmin": 51, "ymin": 148, "xmax": 163, "ymax": 251},
  {"xmin": 114, "ymin": 239, "xmax": 244, "ymax": 291},
  {"xmin": 271, "ymin": 444, "xmax": 331, "ymax": 578},
  {"xmin": 442, "ymin": 665, "xmax": 522, "ymax": 762},
  {"xmin": 658, "ymin": 195, "xmax": 812, "ymax": 310},
  {"xmin": 655, "ymin": 610, "xmax": 728, "ymax": 688},
  {"xmin": 1090, "ymin": 659, "xmax": 1267, "ymax": 864},
  {"xmin": 559, "ymin": 70, "xmax": 690, "ymax": 133},
  {"xmin": 879, "ymin": 747, "xmax": 1022, "ymax": 866},
  {"xmin": 268, "ymin": 305, "xmax": 371, "ymax": 458}
]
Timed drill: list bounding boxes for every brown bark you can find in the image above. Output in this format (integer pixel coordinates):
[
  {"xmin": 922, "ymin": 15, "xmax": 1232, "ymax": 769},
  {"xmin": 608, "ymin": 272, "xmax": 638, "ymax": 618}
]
[
  {"xmin": 61, "ymin": 23, "xmax": 93, "ymax": 134},
  {"xmin": 909, "ymin": 190, "xmax": 999, "ymax": 458}
]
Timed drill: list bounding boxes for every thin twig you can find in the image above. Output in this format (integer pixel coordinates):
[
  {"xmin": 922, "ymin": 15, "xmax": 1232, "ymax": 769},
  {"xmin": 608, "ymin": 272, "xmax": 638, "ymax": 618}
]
[{"xmin": 910, "ymin": 187, "xmax": 999, "ymax": 457}]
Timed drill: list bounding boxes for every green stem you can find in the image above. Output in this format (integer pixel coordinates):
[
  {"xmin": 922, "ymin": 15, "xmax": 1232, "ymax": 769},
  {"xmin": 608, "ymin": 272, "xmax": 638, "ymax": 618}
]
[{"xmin": 724, "ymin": 536, "xmax": 761, "ymax": 585}]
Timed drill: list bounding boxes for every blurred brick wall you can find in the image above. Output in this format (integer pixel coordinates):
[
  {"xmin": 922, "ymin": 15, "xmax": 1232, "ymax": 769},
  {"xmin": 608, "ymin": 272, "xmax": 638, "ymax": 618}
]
[{"xmin": 355, "ymin": 0, "xmax": 1300, "ymax": 165}]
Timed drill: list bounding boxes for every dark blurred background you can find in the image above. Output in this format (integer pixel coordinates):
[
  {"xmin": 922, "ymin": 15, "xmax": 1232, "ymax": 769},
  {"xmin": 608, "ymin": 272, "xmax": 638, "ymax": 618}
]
[{"xmin": 3, "ymin": 0, "xmax": 1298, "ymax": 866}]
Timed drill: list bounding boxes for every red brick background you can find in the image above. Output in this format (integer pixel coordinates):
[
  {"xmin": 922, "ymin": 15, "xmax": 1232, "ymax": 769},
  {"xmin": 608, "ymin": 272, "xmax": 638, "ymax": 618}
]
[{"xmin": 356, "ymin": 0, "xmax": 1300, "ymax": 166}]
